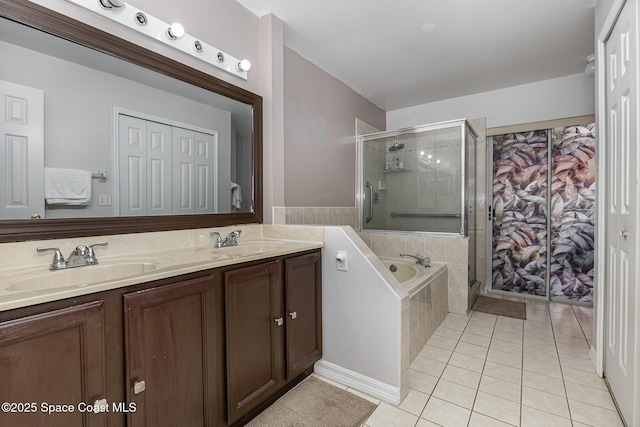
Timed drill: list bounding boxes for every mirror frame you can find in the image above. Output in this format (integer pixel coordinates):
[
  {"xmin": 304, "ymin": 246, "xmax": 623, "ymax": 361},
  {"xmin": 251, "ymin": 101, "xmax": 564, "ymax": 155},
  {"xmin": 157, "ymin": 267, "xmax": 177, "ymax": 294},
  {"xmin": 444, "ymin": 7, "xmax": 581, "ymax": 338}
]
[{"xmin": 0, "ymin": 0, "xmax": 263, "ymax": 243}]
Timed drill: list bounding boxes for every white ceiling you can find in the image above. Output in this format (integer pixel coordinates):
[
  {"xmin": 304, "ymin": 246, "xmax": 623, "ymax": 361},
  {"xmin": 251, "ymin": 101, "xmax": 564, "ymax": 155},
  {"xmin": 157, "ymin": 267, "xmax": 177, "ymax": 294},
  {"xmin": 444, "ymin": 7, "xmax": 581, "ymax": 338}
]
[{"xmin": 235, "ymin": 0, "xmax": 596, "ymax": 111}]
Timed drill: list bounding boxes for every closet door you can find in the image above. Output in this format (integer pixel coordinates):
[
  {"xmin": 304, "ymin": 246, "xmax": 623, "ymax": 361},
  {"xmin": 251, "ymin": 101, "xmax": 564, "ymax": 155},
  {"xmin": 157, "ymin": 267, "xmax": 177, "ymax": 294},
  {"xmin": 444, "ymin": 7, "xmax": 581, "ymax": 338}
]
[
  {"xmin": 549, "ymin": 124, "xmax": 595, "ymax": 303},
  {"xmin": 119, "ymin": 115, "xmax": 147, "ymax": 216},
  {"xmin": 194, "ymin": 132, "xmax": 216, "ymax": 214},
  {"xmin": 146, "ymin": 121, "xmax": 172, "ymax": 215},
  {"xmin": 172, "ymin": 127, "xmax": 195, "ymax": 214},
  {"xmin": 491, "ymin": 131, "xmax": 549, "ymax": 296},
  {"xmin": 119, "ymin": 116, "xmax": 172, "ymax": 215}
]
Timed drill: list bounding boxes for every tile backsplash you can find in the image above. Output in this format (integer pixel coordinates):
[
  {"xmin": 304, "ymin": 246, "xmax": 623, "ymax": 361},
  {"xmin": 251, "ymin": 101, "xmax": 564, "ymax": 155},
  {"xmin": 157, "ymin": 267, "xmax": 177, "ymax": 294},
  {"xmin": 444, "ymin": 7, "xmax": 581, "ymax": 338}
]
[{"xmin": 273, "ymin": 206, "xmax": 358, "ymax": 228}]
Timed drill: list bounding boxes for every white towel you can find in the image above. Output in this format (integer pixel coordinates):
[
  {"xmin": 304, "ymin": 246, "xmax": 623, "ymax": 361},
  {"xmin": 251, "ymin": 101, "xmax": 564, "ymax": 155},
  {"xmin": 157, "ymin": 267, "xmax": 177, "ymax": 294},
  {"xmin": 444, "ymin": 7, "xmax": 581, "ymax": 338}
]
[
  {"xmin": 231, "ymin": 184, "xmax": 242, "ymax": 210},
  {"xmin": 44, "ymin": 167, "xmax": 92, "ymax": 206}
]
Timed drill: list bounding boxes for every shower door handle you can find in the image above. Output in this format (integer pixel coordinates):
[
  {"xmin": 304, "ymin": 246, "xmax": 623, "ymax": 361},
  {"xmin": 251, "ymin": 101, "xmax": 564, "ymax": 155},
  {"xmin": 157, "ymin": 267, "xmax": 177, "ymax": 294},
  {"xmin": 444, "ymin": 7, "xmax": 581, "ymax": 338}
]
[{"xmin": 365, "ymin": 181, "xmax": 374, "ymax": 223}]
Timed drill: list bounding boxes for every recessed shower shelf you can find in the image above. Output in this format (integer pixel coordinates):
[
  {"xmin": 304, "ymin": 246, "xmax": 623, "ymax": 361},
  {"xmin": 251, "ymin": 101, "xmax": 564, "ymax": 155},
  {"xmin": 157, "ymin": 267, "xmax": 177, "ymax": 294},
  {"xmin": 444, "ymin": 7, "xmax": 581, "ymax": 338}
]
[{"xmin": 382, "ymin": 169, "xmax": 411, "ymax": 173}]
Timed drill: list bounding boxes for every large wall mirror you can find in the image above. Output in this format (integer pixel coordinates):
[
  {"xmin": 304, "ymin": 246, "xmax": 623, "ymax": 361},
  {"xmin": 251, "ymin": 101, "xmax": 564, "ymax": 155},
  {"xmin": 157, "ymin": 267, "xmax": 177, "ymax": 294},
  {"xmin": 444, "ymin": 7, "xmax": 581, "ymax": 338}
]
[{"xmin": 0, "ymin": 0, "xmax": 262, "ymax": 242}]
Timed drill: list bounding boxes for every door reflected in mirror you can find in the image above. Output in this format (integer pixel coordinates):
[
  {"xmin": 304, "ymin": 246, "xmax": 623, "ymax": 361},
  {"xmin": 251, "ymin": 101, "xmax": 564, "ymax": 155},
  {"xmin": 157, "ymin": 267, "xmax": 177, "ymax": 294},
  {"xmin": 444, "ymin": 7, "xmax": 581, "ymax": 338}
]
[{"xmin": 0, "ymin": 16, "xmax": 253, "ymax": 220}]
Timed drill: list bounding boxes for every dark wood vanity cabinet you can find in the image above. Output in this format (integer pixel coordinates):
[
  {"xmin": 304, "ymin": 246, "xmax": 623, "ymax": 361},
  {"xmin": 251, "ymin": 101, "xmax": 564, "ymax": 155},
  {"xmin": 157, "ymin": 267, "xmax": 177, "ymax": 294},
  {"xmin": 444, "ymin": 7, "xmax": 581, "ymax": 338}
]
[
  {"xmin": 123, "ymin": 275, "xmax": 221, "ymax": 427},
  {"xmin": 0, "ymin": 301, "xmax": 107, "ymax": 427},
  {"xmin": 0, "ymin": 249, "xmax": 321, "ymax": 427},
  {"xmin": 225, "ymin": 252, "xmax": 322, "ymax": 425}
]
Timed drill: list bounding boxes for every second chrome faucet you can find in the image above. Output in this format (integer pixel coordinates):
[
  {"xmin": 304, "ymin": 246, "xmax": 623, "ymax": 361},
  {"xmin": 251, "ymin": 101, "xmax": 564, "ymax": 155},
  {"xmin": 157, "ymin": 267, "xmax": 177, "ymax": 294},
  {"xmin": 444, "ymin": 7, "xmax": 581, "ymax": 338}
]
[{"xmin": 210, "ymin": 230, "xmax": 242, "ymax": 248}]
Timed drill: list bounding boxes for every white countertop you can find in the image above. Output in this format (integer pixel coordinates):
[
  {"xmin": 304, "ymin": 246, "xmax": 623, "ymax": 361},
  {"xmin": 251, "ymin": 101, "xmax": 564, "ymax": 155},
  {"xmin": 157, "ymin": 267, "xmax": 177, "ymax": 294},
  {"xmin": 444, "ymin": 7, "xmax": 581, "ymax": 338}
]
[{"xmin": 0, "ymin": 239, "xmax": 323, "ymax": 312}]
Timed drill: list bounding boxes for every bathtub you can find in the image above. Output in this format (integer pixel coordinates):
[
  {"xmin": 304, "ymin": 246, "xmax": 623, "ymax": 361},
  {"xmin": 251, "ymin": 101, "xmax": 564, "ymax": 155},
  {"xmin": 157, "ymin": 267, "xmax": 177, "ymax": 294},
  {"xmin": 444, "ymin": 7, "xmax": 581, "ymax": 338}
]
[
  {"xmin": 379, "ymin": 257, "xmax": 449, "ymax": 366},
  {"xmin": 379, "ymin": 257, "xmax": 447, "ymax": 296}
]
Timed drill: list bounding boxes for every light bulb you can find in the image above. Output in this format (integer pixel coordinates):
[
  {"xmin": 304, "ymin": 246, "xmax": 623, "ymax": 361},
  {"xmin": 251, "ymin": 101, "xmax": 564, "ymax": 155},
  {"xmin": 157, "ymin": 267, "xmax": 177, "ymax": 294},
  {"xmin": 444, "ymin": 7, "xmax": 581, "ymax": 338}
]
[
  {"xmin": 167, "ymin": 23, "xmax": 185, "ymax": 40},
  {"xmin": 99, "ymin": 0, "xmax": 124, "ymax": 9},
  {"xmin": 237, "ymin": 59, "xmax": 252, "ymax": 72}
]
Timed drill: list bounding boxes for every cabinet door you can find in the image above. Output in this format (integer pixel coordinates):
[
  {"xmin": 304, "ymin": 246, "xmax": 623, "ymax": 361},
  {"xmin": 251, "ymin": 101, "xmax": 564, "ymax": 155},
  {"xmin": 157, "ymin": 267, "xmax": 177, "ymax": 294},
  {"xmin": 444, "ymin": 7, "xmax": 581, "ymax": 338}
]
[
  {"xmin": 0, "ymin": 301, "xmax": 106, "ymax": 427},
  {"xmin": 285, "ymin": 252, "xmax": 322, "ymax": 379},
  {"xmin": 124, "ymin": 275, "xmax": 218, "ymax": 427},
  {"xmin": 225, "ymin": 261, "xmax": 283, "ymax": 424}
]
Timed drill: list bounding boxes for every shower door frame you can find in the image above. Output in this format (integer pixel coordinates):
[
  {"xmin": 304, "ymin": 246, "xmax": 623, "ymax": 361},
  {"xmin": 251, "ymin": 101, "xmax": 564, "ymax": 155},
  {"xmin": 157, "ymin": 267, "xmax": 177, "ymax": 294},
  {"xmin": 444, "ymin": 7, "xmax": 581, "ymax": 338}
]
[
  {"xmin": 356, "ymin": 119, "xmax": 475, "ymax": 238},
  {"xmin": 485, "ymin": 130, "xmax": 552, "ymax": 303},
  {"xmin": 485, "ymin": 118, "xmax": 596, "ymax": 306}
]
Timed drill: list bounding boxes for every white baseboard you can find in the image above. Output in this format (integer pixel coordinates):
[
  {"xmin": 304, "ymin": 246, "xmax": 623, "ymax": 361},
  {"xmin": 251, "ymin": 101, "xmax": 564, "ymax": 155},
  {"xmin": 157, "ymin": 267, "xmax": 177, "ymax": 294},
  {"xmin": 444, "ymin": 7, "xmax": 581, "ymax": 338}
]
[{"xmin": 314, "ymin": 359, "xmax": 401, "ymax": 405}]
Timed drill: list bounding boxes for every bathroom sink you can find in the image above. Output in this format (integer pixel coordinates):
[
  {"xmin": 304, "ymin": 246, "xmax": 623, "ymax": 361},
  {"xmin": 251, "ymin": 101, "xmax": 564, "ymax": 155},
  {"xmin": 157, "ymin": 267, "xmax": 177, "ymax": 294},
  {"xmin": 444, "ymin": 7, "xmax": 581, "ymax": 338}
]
[
  {"xmin": 6, "ymin": 261, "xmax": 159, "ymax": 292},
  {"xmin": 216, "ymin": 242, "xmax": 285, "ymax": 257}
]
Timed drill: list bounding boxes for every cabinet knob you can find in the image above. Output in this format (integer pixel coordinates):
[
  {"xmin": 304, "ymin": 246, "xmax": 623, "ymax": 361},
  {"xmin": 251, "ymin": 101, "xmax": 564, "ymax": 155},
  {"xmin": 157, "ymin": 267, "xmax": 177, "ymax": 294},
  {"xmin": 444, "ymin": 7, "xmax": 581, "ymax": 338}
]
[
  {"xmin": 133, "ymin": 380, "xmax": 146, "ymax": 395},
  {"xmin": 274, "ymin": 317, "xmax": 283, "ymax": 326},
  {"xmin": 93, "ymin": 399, "xmax": 108, "ymax": 414},
  {"xmin": 620, "ymin": 228, "xmax": 629, "ymax": 239},
  {"xmin": 288, "ymin": 311, "xmax": 297, "ymax": 320}
]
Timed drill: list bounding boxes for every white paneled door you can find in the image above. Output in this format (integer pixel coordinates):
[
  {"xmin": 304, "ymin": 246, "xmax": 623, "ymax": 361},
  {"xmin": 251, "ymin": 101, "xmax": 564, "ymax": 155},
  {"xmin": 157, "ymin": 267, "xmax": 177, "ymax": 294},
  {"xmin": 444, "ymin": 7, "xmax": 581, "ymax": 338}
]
[
  {"xmin": 118, "ymin": 113, "xmax": 217, "ymax": 215},
  {"xmin": 604, "ymin": 0, "xmax": 639, "ymax": 424},
  {"xmin": 0, "ymin": 80, "xmax": 44, "ymax": 219}
]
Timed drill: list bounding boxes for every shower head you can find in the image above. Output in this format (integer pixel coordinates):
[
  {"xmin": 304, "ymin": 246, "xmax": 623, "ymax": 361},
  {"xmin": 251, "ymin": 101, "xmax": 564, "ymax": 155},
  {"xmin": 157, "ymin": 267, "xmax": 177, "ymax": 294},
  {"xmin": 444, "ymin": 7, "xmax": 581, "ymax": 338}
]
[{"xmin": 389, "ymin": 139, "xmax": 404, "ymax": 152}]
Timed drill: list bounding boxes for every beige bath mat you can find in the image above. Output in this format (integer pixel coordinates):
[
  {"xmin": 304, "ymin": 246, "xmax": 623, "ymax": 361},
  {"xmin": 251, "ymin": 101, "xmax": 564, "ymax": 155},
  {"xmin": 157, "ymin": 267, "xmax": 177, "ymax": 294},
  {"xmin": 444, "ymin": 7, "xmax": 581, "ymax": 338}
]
[
  {"xmin": 246, "ymin": 377, "xmax": 376, "ymax": 427},
  {"xmin": 472, "ymin": 295, "xmax": 527, "ymax": 320}
]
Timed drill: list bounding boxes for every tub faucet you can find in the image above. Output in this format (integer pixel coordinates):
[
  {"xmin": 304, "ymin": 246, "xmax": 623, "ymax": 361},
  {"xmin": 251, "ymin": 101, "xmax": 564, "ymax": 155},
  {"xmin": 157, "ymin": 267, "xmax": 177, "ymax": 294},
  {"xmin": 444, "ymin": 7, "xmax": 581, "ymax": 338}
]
[
  {"xmin": 210, "ymin": 230, "xmax": 242, "ymax": 248},
  {"xmin": 400, "ymin": 253, "xmax": 431, "ymax": 268}
]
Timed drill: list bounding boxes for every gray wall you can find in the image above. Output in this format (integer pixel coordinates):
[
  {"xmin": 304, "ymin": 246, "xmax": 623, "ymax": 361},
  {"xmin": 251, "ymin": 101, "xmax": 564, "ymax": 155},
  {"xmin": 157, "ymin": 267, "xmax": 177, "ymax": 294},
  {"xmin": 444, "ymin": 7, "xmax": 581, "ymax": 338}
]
[{"xmin": 284, "ymin": 47, "xmax": 385, "ymax": 207}]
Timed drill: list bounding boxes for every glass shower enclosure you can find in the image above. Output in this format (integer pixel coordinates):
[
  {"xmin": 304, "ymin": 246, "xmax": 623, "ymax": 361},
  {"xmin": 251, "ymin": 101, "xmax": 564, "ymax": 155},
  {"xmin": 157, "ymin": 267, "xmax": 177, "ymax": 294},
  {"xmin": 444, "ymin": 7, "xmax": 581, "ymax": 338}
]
[{"xmin": 357, "ymin": 119, "xmax": 477, "ymax": 237}]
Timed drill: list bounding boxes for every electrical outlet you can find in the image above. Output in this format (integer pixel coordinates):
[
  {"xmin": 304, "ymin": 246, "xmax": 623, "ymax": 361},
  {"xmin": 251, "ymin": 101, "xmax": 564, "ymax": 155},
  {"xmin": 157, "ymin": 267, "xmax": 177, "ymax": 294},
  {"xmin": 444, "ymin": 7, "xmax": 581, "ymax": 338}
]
[{"xmin": 336, "ymin": 250, "xmax": 348, "ymax": 272}]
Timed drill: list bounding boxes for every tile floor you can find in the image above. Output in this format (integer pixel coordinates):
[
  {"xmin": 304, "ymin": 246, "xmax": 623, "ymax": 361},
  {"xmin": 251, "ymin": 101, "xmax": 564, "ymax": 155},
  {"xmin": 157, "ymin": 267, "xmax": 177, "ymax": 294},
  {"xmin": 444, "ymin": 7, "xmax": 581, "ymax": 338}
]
[{"xmin": 321, "ymin": 297, "xmax": 625, "ymax": 427}]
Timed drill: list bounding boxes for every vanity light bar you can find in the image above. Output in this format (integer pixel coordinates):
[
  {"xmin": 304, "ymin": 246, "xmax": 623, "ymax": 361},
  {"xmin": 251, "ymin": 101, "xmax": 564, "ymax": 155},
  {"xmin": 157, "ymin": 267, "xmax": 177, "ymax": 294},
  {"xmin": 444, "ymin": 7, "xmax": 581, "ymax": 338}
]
[{"xmin": 63, "ymin": 0, "xmax": 250, "ymax": 80}]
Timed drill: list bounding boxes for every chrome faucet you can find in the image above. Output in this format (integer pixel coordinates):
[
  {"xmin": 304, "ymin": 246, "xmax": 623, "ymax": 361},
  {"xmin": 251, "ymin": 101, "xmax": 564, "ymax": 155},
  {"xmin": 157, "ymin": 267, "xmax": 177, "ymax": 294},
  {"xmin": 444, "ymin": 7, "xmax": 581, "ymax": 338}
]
[
  {"xmin": 400, "ymin": 253, "xmax": 431, "ymax": 268},
  {"xmin": 37, "ymin": 241, "xmax": 108, "ymax": 270},
  {"xmin": 210, "ymin": 230, "xmax": 242, "ymax": 248}
]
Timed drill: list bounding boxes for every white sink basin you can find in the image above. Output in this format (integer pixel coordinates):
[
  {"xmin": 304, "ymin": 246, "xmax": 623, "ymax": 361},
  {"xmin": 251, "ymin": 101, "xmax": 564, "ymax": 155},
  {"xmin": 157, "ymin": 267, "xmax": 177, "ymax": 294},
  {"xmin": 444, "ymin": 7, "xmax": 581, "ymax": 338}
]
[
  {"xmin": 217, "ymin": 242, "xmax": 285, "ymax": 257},
  {"xmin": 6, "ymin": 261, "xmax": 158, "ymax": 292}
]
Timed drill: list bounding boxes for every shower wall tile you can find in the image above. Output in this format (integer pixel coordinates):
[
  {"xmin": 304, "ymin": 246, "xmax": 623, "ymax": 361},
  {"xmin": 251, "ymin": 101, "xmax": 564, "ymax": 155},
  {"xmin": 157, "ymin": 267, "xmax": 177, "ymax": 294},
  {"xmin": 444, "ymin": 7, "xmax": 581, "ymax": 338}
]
[
  {"xmin": 339, "ymin": 207, "xmax": 357, "ymax": 228},
  {"xmin": 280, "ymin": 206, "xmax": 358, "ymax": 228},
  {"xmin": 272, "ymin": 207, "xmax": 286, "ymax": 225},
  {"xmin": 371, "ymin": 233, "xmax": 405, "ymax": 258},
  {"xmin": 448, "ymin": 263, "xmax": 469, "ymax": 315},
  {"xmin": 288, "ymin": 207, "xmax": 303, "ymax": 224},
  {"xmin": 327, "ymin": 208, "xmax": 341, "ymax": 225},
  {"xmin": 446, "ymin": 238, "xmax": 468, "ymax": 265},
  {"xmin": 356, "ymin": 117, "xmax": 382, "ymax": 136},
  {"xmin": 408, "ymin": 267, "xmax": 448, "ymax": 366},
  {"xmin": 424, "ymin": 238, "xmax": 448, "ymax": 263},
  {"xmin": 405, "ymin": 235, "xmax": 426, "ymax": 257},
  {"xmin": 303, "ymin": 207, "xmax": 317, "ymax": 225},
  {"xmin": 316, "ymin": 208, "xmax": 328, "ymax": 225}
]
